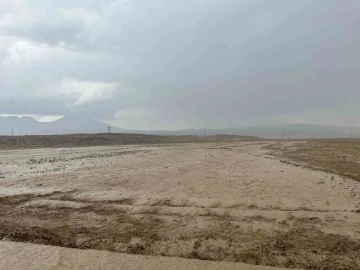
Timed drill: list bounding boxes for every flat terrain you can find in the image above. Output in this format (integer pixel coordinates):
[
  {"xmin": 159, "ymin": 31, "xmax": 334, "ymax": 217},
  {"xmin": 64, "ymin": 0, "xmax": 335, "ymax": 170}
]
[
  {"xmin": 0, "ymin": 133, "xmax": 257, "ymax": 149},
  {"xmin": 0, "ymin": 141, "xmax": 359, "ymax": 269},
  {"xmin": 265, "ymin": 139, "xmax": 360, "ymax": 182}
]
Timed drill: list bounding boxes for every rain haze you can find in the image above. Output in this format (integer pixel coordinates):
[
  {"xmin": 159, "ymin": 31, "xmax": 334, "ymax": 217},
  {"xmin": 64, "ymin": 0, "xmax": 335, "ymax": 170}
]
[
  {"xmin": 0, "ymin": 0, "xmax": 359, "ymax": 131},
  {"xmin": 2, "ymin": 2, "xmax": 360, "ymax": 270}
]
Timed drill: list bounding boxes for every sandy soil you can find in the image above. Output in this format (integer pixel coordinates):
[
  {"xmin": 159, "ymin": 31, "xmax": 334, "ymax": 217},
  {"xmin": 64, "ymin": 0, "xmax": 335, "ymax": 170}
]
[{"xmin": 0, "ymin": 142, "xmax": 359, "ymax": 269}]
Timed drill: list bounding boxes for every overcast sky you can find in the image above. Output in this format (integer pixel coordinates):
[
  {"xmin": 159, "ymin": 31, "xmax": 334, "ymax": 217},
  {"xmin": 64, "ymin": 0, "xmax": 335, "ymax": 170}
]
[{"xmin": 0, "ymin": 0, "xmax": 359, "ymax": 129}]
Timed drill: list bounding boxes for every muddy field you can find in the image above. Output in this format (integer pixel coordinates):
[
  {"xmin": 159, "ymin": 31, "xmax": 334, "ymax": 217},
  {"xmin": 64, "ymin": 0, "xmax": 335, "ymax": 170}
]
[{"xmin": 0, "ymin": 142, "xmax": 360, "ymax": 269}]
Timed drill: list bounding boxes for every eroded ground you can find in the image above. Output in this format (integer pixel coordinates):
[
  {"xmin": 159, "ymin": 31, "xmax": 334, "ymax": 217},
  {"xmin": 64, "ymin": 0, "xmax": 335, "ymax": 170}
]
[{"xmin": 0, "ymin": 142, "xmax": 359, "ymax": 269}]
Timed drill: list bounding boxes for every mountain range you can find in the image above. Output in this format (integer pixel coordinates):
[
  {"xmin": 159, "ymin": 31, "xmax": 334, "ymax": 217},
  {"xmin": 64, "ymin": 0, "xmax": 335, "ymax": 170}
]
[{"xmin": 0, "ymin": 115, "xmax": 358, "ymax": 139}]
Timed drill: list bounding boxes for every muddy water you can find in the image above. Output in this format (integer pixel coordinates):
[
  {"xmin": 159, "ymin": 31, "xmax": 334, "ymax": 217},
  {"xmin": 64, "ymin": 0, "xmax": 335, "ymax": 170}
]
[{"xmin": 0, "ymin": 142, "xmax": 359, "ymax": 269}]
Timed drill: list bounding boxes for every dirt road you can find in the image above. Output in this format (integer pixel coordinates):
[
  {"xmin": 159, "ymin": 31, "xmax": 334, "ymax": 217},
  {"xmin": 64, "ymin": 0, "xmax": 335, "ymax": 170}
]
[{"xmin": 0, "ymin": 142, "xmax": 359, "ymax": 269}]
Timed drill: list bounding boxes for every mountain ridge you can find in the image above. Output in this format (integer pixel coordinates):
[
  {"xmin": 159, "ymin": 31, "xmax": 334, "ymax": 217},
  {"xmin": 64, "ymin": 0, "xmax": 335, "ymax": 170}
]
[{"xmin": 0, "ymin": 116, "xmax": 358, "ymax": 138}]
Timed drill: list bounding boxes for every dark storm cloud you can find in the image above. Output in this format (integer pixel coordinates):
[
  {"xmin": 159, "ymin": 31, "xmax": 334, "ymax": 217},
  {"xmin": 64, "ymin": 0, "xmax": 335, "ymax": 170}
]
[{"xmin": 0, "ymin": 0, "xmax": 359, "ymax": 129}]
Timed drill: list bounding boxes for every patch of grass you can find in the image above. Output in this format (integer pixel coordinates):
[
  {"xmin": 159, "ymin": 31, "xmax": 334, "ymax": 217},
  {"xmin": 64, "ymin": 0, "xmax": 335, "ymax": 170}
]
[{"xmin": 237, "ymin": 233, "xmax": 276, "ymax": 266}]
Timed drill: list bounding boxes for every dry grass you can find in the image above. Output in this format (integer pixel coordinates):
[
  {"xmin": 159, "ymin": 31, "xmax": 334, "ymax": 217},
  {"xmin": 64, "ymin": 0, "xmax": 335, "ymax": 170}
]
[
  {"xmin": 265, "ymin": 139, "xmax": 360, "ymax": 182},
  {"xmin": 0, "ymin": 133, "xmax": 259, "ymax": 149}
]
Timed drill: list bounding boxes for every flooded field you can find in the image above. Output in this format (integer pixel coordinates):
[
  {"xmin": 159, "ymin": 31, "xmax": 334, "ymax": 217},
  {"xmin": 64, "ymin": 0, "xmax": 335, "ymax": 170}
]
[{"xmin": 0, "ymin": 142, "xmax": 359, "ymax": 269}]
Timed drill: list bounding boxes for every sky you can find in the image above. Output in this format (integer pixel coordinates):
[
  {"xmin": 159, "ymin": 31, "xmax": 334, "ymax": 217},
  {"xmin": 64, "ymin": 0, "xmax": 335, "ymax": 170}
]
[{"xmin": 0, "ymin": 0, "xmax": 359, "ymax": 130}]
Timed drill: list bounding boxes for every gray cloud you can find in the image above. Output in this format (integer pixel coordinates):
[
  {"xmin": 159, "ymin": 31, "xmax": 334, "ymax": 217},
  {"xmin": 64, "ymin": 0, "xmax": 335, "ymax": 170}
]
[{"xmin": 0, "ymin": 0, "xmax": 359, "ymax": 129}]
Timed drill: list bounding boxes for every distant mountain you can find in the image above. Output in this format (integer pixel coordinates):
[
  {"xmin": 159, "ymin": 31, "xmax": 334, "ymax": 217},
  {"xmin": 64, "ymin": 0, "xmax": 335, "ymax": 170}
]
[
  {"xmin": 0, "ymin": 116, "xmax": 359, "ymax": 138},
  {"xmin": 0, "ymin": 116, "xmax": 43, "ymax": 136},
  {"xmin": 0, "ymin": 115, "xmax": 125, "ymax": 135},
  {"xmin": 47, "ymin": 115, "xmax": 126, "ymax": 134}
]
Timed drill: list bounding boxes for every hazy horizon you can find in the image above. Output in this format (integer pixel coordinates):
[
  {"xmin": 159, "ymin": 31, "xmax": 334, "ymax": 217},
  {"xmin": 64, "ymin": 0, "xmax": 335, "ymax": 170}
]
[
  {"xmin": 1, "ymin": 1, "xmax": 359, "ymax": 130},
  {"xmin": 1, "ymin": 114, "xmax": 360, "ymax": 132}
]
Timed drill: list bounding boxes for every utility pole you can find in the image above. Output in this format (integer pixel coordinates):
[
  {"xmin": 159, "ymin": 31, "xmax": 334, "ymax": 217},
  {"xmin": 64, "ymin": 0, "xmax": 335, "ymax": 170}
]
[
  {"xmin": 204, "ymin": 132, "xmax": 207, "ymax": 137},
  {"xmin": 11, "ymin": 128, "xmax": 14, "ymax": 136},
  {"xmin": 282, "ymin": 132, "xmax": 285, "ymax": 140},
  {"xmin": 108, "ymin": 126, "xmax": 111, "ymax": 134},
  {"xmin": 19, "ymin": 128, "xmax": 22, "ymax": 136}
]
